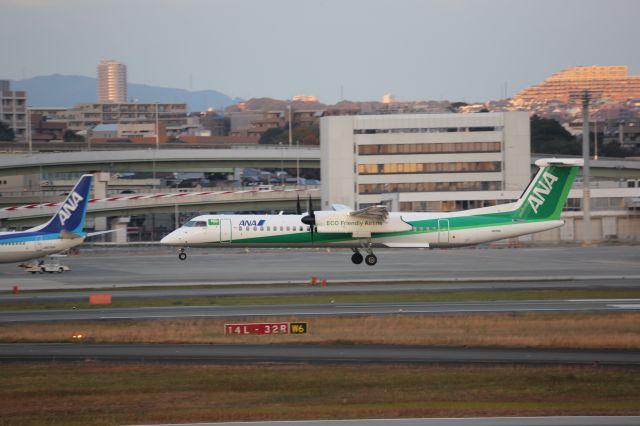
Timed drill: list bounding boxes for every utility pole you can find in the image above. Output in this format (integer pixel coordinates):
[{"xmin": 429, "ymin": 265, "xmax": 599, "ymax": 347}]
[
  {"xmin": 155, "ymin": 102, "xmax": 160, "ymax": 149},
  {"xmin": 581, "ymin": 91, "xmax": 592, "ymax": 246},
  {"xmin": 26, "ymin": 108, "xmax": 32, "ymax": 153},
  {"xmin": 287, "ymin": 104, "xmax": 293, "ymax": 148}
]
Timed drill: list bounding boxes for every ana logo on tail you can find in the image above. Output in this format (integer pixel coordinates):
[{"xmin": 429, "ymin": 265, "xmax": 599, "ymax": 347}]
[
  {"xmin": 58, "ymin": 191, "xmax": 84, "ymax": 225},
  {"xmin": 527, "ymin": 171, "xmax": 559, "ymax": 214}
]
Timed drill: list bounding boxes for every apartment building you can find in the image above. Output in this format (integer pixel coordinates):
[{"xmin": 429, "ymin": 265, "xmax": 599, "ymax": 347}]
[
  {"xmin": 66, "ymin": 102, "xmax": 188, "ymax": 135},
  {"xmin": 97, "ymin": 59, "xmax": 127, "ymax": 103},
  {"xmin": 0, "ymin": 80, "xmax": 27, "ymax": 140},
  {"xmin": 513, "ymin": 65, "xmax": 640, "ymax": 107}
]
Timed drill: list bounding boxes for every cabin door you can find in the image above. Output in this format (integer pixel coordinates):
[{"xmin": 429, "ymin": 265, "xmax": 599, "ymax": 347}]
[
  {"xmin": 219, "ymin": 219, "xmax": 233, "ymax": 243},
  {"xmin": 437, "ymin": 219, "xmax": 450, "ymax": 244}
]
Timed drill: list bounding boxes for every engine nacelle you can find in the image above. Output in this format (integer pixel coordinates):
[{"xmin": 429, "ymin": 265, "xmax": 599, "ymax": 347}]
[{"xmin": 314, "ymin": 211, "xmax": 411, "ymax": 235}]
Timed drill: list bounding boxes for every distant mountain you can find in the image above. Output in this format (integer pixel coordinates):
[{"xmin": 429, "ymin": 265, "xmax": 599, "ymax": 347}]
[{"xmin": 11, "ymin": 74, "xmax": 239, "ymax": 112}]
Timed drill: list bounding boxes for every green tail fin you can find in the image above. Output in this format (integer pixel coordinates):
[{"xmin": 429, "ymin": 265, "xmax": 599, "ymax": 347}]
[{"xmin": 513, "ymin": 159, "xmax": 581, "ymax": 220}]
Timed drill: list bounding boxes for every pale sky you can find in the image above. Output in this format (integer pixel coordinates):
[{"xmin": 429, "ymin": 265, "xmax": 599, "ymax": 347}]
[{"xmin": 1, "ymin": 0, "xmax": 639, "ymax": 103}]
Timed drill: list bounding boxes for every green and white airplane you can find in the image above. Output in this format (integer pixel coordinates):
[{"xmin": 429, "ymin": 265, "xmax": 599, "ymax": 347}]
[{"xmin": 161, "ymin": 158, "xmax": 582, "ymax": 266}]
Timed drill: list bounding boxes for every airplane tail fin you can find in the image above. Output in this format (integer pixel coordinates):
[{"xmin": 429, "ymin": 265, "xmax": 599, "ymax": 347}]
[
  {"xmin": 40, "ymin": 174, "xmax": 93, "ymax": 235},
  {"xmin": 512, "ymin": 159, "xmax": 582, "ymax": 221}
]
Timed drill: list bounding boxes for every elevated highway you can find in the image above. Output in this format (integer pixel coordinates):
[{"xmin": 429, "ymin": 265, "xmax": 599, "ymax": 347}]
[
  {"xmin": 0, "ymin": 146, "xmax": 320, "ymax": 176},
  {"xmin": 0, "ymin": 187, "xmax": 319, "ymax": 228}
]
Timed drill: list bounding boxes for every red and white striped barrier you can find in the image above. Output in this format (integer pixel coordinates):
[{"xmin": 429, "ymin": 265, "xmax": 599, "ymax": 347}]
[{"xmin": 0, "ymin": 188, "xmax": 311, "ymax": 212}]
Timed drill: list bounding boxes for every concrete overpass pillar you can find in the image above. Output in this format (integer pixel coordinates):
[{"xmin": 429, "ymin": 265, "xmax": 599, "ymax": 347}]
[
  {"xmin": 108, "ymin": 217, "xmax": 130, "ymax": 243},
  {"xmin": 93, "ymin": 172, "xmax": 109, "ymax": 232}
]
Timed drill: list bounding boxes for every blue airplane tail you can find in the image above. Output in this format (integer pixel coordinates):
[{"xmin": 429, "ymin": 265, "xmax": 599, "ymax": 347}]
[{"xmin": 40, "ymin": 174, "xmax": 93, "ymax": 235}]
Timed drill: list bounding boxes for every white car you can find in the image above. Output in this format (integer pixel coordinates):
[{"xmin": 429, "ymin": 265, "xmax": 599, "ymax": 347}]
[{"xmin": 24, "ymin": 261, "xmax": 71, "ymax": 274}]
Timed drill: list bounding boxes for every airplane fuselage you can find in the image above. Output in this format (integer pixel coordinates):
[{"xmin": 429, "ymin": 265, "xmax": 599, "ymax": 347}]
[
  {"xmin": 161, "ymin": 209, "xmax": 563, "ymax": 249},
  {"xmin": 0, "ymin": 232, "xmax": 85, "ymax": 263}
]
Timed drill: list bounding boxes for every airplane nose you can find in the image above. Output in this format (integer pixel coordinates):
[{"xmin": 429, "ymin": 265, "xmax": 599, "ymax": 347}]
[{"xmin": 160, "ymin": 232, "xmax": 182, "ymax": 245}]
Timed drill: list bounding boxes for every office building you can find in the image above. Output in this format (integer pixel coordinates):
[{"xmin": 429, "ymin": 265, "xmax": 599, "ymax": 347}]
[
  {"xmin": 320, "ymin": 112, "xmax": 530, "ymax": 211},
  {"xmin": 97, "ymin": 59, "xmax": 127, "ymax": 103}
]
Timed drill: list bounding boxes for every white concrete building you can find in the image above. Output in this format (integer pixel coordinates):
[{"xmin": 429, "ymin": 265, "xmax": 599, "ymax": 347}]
[{"xmin": 320, "ymin": 112, "xmax": 531, "ymax": 211}]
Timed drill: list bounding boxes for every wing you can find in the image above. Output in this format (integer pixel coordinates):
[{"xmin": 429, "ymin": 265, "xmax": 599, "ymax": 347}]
[
  {"xmin": 349, "ymin": 205, "xmax": 389, "ymax": 221},
  {"xmin": 331, "ymin": 204, "xmax": 353, "ymax": 212}
]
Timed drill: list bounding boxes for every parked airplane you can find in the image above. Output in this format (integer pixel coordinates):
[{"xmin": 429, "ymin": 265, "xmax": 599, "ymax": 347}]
[
  {"xmin": 161, "ymin": 159, "xmax": 582, "ymax": 266},
  {"xmin": 0, "ymin": 174, "xmax": 107, "ymax": 264}
]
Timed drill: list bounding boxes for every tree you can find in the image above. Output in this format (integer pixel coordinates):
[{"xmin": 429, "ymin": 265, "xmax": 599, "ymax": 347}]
[
  {"xmin": 530, "ymin": 115, "xmax": 580, "ymax": 155},
  {"xmin": 447, "ymin": 102, "xmax": 468, "ymax": 113},
  {"xmin": 259, "ymin": 127, "xmax": 285, "ymax": 145},
  {"xmin": 0, "ymin": 121, "xmax": 14, "ymax": 141},
  {"xmin": 63, "ymin": 129, "xmax": 84, "ymax": 142}
]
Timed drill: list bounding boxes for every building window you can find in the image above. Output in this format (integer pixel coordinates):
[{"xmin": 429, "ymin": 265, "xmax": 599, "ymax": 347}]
[
  {"xmin": 359, "ymin": 181, "xmax": 502, "ymax": 194},
  {"xmin": 358, "ymin": 142, "xmax": 501, "ymax": 155},
  {"xmin": 354, "ymin": 126, "xmax": 498, "ymax": 134},
  {"xmin": 358, "ymin": 161, "xmax": 501, "ymax": 175}
]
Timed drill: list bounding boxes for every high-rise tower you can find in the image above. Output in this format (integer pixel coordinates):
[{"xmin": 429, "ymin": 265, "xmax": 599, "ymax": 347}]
[{"xmin": 97, "ymin": 59, "xmax": 127, "ymax": 103}]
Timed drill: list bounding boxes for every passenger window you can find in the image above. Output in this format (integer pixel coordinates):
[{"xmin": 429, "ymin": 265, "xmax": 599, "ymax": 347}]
[
  {"xmin": 260, "ymin": 226, "xmax": 264, "ymax": 231},
  {"xmin": 286, "ymin": 226, "xmax": 290, "ymax": 231},
  {"xmin": 280, "ymin": 226, "xmax": 284, "ymax": 231},
  {"xmin": 253, "ymin": 226, "xmax": 257, "ymax": 231}
]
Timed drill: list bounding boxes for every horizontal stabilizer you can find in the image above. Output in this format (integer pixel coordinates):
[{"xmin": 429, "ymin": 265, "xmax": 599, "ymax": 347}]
[
  {"xmin": 86, "ymin": 230, "xmax": 117, "ymax": 238},
  {"xmin": 534, "ymin": 158, "xmax": 584, "ymax": 167}
]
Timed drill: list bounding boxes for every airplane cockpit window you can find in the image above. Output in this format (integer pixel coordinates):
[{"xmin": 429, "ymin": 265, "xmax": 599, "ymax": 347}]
[{"xmin": 184, "ymin": 220, "xmax": 207, "ymax": 227}]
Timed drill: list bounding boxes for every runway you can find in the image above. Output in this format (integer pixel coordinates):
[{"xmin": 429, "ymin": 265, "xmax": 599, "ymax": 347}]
[
  {"xmin": 2, "ymin": 298, "xmax": 640, "ymax": 323},
  {"xmin": 0, "ymin": 245, "xmax": 638, "ymax": 291},
  {"xmin": 2, "ymin": 343, "xmax": 639, "ymax": 366}
]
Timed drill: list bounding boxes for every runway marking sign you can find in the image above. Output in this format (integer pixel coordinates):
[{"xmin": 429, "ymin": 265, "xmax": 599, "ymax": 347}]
[{"xmin": 225, "ymin": 322, "xmax": 308, "ymax": 335}]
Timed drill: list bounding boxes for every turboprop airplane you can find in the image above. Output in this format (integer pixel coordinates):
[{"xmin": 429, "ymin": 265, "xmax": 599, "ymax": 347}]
[
  {"xmin": 0, "ymin": 174, "xmax": 108, "ymax": 264},
  {"xmin": 160, "ymin": 158, "xmax": 582, "ymax": 266}
]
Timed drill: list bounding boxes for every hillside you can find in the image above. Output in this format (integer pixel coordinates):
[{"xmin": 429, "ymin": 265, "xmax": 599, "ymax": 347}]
[{"xmin": 11, "ymin": 74, "xmax": 239, "ymax": 112}]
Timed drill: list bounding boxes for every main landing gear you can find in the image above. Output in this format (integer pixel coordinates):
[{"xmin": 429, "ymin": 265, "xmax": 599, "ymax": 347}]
[
  {"xmin": 351, "ymin": 244, "xmax": 377, "ymax": 266},
  {"xmin": 178, "ymin": 248, "xmax": 187, "ymax": 260}
]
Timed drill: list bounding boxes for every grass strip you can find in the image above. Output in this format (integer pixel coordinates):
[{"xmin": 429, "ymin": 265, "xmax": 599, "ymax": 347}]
[
  {"xmin": 2, "ymin": 312, "xmax": 640, "ymax": 349},
  {"xmin": 3, "ymin": 288, "xmax": 640, "ymax": 311},
  {"xmin": 1, "ymin": 363, "xmax": 638, "ymax": 426}
]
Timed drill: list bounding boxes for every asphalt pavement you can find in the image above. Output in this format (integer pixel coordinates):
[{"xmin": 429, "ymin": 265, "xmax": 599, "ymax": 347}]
[
  {"xmin": 0, "ymin": 245, "xmax": 638, "ymax": 291},
  {"xmin": 2, "ymin": 343, "xmax": 639, "ymax": 366}
]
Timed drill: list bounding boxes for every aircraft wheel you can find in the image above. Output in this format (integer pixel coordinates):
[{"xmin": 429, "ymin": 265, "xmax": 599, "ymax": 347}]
[
  {"xmin": 58, "ymin": 267, "xmax": 64, "ymax": 273},
  {"xmin": 365, "ymin": 254, "xmax": 377, "ymax": 266},
  {"xmin": 31, "ymin": 271, "xmax": 37, "ymax": 274},
  {"xmin": 178, "ymin": 252, "xmax": 187, "ymax": 261},
  {"xmin": 39, "ymin": 268, "xmax": 45, "ymax": 274},
  {"xmin": 351, "ymin": 252, "xmax": 363, "ymax": 264}
]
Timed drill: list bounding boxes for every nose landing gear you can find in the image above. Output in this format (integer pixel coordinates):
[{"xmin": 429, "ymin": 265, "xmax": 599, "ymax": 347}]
[{"xmin": 178, "ymin": 248, "xmax": 187, "ymax": 260}]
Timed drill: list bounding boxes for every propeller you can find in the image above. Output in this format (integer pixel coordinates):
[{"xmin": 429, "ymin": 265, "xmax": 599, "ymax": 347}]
[
  {"xmin": 301, "ymin": 195, "xmax": 315, "ymax": 243},
  {"xmin": 296, "ymin": 194, "xmax": 302, "ymax": 215}
]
